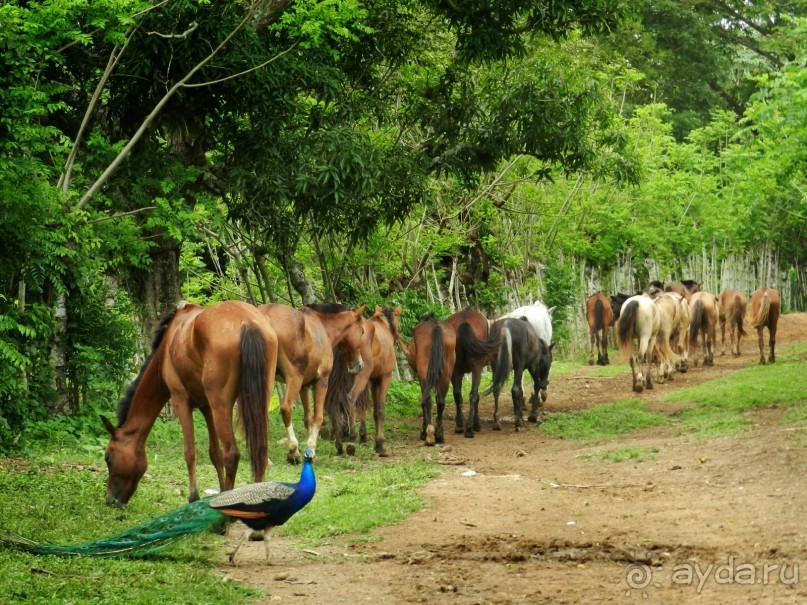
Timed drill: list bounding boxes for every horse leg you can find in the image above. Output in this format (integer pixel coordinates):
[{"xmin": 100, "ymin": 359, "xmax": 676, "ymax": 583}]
[
  {"xmin": 630, "ymin": 353, "xmax": 642, "ymax": 393},
  {"xmin": 492, "ymin": 387, "xmax": 502, "ymax": 431},
  {"xmin": 435, "ymin": 381, "xmax": 448, "ymax": 445},
  {"xmin": 720, "ymin": 318, "xmax": 727, "ymax": 356},
  {"xmin": 451, "ymin": 370, "xmax": 465, "ymax": 434},
  {"xmin": 280, "ymin": 375, "xmax": 304, "ymax": 464},
  {"xmin": 756, "ymin": 326, "xmax": 765, "ymax": 364},
  {"xmin": 768, "ymin": 326, "xmax": 776, "ymax": 364},
  {"xmin": 588, "ymin": 328, "xmax": 596, "ymax": 366},
  {"xmin": 199, "ymin": 404, "xmax": 226, "ymax": 493},
  {"xmin": 304, "ymin": 376, "xmax": 328, "ymax": 457},
  {"xmin": 369, "ymin": 375, "xmax": 390, "ymax": 457},
  {"xmin": 173, "ymin": 396, "xmax": 200, "ymax": 502},
  {"xmin": 467, "ymin": 369, "xmax": 482, "ymax": 436},
  {"xmin": 419, "ymin": 378, "xmax": 433, "ymax": 444},
  {"xmin": 511, "ymin": 367, "xmax": 525, "ymax": 431},
  {"xmin": 602, "ymin": 329, "xmax": 610, "ymax": 365}
]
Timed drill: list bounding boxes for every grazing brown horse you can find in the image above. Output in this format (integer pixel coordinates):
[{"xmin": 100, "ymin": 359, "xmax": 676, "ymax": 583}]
[
  {"xmin": 407, "ymin": 317, "xmax": 457, "ymax": 446},
  {"xmin": 102, "ymin": 301, "xmax": 278, "ymax": 507},
  {"xmin": 326, "ymin": 306, "xmax": 407, "ymax": 457},
  {"xmin": 446, "ymin": 309, "xmax": 501, "ymax": 438},
  {"xmin": 748, "ymin": 287, "xmax": 780, "ymax": 364},
  {"xmin": 688, "ymin": 291, "xmax": 719, "ymax": 367},
  {"xmin": 718, "ymin": 290, "xmax": 748, "ymax": 357},
  {"xmin": 585, "ymin": 292, "xmax": 614, "ymax": 366},
  {"xmin": 259, "ymin": 303, "xmax": 366, "ymax": 464}
]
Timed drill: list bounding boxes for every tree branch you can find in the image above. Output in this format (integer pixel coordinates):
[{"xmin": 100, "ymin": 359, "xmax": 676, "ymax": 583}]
[{"xmin": 76, "ymin": 1, "xmax": 259, "ymax": 210}]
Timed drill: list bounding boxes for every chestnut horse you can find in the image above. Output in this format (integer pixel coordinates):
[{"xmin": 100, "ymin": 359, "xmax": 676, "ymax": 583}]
[
  {"xmin": 585, "ymin": 292, "xmax": 613, "ymax": 366},
  {"xmin": 326, "ymin": 306, "xmax": 407, "ymax": 457},
  {"xmin": 748, "ymin": 287, "xmax": 780, "ymax": 364},
  {"xmin": 446, "ymin": 309, "xmax": 502, "ymax": 438},
  {"xmin": 259, "ymin": 303, "xmax": 366, "ymax": 464},
  {"xmin": 488, "ymin": 317, "xmax": 553, "ymax": 431},
  {"xmin": 665, "ymin": 280, "xmax": 700, "ymax": 301},
  {"xmin": 407, "ymin": 317, "xmax": 457, "ymax": 446},
  {"xmin": 102, "ymin": 301, "xmax": 278, "ymax": 507},
  {"xmin": 616, "ymin": 294, "xmax": 660, "ymax": 393},
  {"xmin": 688, "ymin": 291, "xmax": 719, "ymax": 367},
  {"xmin": 718, "ymin": 290, "xmax": 748, "ymax": 357}
]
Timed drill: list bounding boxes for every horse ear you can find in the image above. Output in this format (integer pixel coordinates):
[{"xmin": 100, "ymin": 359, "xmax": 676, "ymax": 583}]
[
  {"xmin": 354, "ymin": 304, "xmax": 367, "ymax": 317},
  {"xmin": 394, "ymin": 305, "xmax": 402, "ymax": 316},
  {"xmin": 100, "ymin": 415, "xmax": 116, "ymax": 437},
  {"xmin": 547, "ymin": 306, "xmax": 556, "ymax": 315},
  {"xmin": 549, "ymin": 341, "xmax": 556, "ymax": 351},
  {"xmin": 374, "ymin": 305, "xmax": 383, "ymax": 314}
]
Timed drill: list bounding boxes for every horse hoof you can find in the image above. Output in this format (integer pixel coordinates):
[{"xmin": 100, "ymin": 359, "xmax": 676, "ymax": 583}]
[
  {"xmin": 634, "ymin": 385, "xmax": 644, "ymax": 394},
  {"xmin": 463, "ymin": 429, "xmax": 474, "ymax": 439},
  {"xmin": 454, "ymin": 427, "xmax": 464, "ymax": 434},
  {"xmin": 528, "ymin": 414, "xmax": 538, "ymax": 423},
  {"xmin": 346, "ymin": 443, "xmax": 356, "ymax": 456},
  {"xmin": 287, "ymin": 451, "xmax": 301, "ymax": 465},
  {"xmin": 425, "ymin": 425, "xmax": 436, "ymax": 446},
  {"xmin": 493, "ymin": 423, "xmax": 502, "ymax": 431},
  {"xmin": 588, "ymin": 359, "xmax": 594, "ymax": 366}
]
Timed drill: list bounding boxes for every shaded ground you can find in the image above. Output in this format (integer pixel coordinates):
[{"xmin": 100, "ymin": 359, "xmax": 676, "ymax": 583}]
[{"xmin": 224, "ymin": 313, "xmax": 807, "ymax": 604}]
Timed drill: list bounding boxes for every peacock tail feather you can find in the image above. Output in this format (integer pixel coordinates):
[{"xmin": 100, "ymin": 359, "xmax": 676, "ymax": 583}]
[{"xmin": 0, "ymin": 497, "xmax": 225, "ymax": 558}]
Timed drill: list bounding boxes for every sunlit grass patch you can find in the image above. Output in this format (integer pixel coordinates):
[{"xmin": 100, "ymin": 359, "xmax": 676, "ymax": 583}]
[
  {"xmin": 538, "ymin": 400, "xmax": 670, "ymax": 440},
  {"xmin": 578, "ymin": 446, "xmax": 661, "ymax": 463}
]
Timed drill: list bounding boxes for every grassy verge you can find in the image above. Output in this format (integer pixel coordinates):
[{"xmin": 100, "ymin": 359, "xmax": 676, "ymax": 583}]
[
  {"xmin": 578, "ymin": 447, "xmax": 661, "ymax": 463},
  {"xmin": 0, "ymin": 405, "xmax": 440, "ymax": 604},
  {"xmin": 538, "ymin": 400, "xmax": 670, "ymax": 440},
  {"xmin": 663, "ymin": 341, "xmax": 807, "ymax": 437}
]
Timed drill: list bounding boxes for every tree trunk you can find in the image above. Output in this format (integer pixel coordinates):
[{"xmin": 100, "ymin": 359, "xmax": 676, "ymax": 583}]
[
  {"xmin": 50, "ymin": 291, "xmax": 69, "ymax": 415},
  {"xmin": 286, "ymin": 256, "xmax": 317, "ymax": 305},
  {"xmin": 129, "ymin": 234, "xmax": 182, "ymax": 338}
]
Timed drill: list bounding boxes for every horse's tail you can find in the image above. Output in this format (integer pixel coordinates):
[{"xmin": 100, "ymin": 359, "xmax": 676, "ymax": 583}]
[
  {"xmin": 487, "ymin": 323, "xmax": 513, "ymax": 396},
  {"xmin": 616, "ymin": 300, "xmax": 638, "ymax": 358},
  {"xmin": 238, "ymin": 325, "xmax": 269, "ymax": 481},
  {"xmin": 732, "ymin": 293, "xmax": 747, "ymax": 337},
  {"xmin": 593, "ymin": 298, "xmax": 604, "ymax": 332},
  {"xmin": 750, "ymin": 291, "xmax": 770, "ymax": 328},
  {"xmin": 425, "ymin": 323, "xmax": 445, "ymax": 394},
  {"xmin": 689, "ymin": 299, "xmax": 705, "ymax": 347},
  {"xmin": 324, "ymin": 346, "xmax": 354, "ymax": 442},
  {"xmin": 456, "ymin": 322, "xmax": 501, "ymax": 367}
]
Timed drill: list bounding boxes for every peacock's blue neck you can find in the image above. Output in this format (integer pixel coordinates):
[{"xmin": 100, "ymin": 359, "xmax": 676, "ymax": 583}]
[{"xmin": 296, "ymin": 458, "xmax": 316, "ymax": 502}]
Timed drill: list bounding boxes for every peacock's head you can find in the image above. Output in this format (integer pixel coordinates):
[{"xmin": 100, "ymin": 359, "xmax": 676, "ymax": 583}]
[{"xmin": 303, "ymin": 449, "xmax": 315, "ymax": 462}]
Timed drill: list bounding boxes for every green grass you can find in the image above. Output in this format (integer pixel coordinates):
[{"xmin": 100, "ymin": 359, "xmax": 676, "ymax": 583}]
[
  {"xmin": 538, "ymin": 400, "xmax": 670, "ymax": 440},
  {"xmin": 0, "ymin": 405, "xmax": 440, "ymax": 605},
  {"xmin": 664, "ymin": 342, "xmax": 807, "ymax": 437},
  {"xmin": 578, "ymin": 447, "xmax": 661, "ymax": 463}
]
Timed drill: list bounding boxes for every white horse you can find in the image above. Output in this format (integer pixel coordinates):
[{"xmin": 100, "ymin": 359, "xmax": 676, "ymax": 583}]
[
  {"xmin": 497, "ymin": 301, "xmax": 554, "ymax": 406},
  {"xmin": 502, "ymin": 301, "xmax": 554, "ymax": 347},
  {"xmin": 616, "ymin": 294, "xmax": 660, "ymax": 393}
]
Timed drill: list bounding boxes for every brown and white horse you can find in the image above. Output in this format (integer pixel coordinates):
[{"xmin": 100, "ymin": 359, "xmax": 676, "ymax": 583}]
[{"xmin": 616, "ymin": 294, "xmax": 660, "ymax": 393}]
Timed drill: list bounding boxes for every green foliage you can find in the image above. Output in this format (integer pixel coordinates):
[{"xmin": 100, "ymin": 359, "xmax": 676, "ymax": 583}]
[
  {"xmin": 539, "ymin": 400, "xmax": 670, "ymax": 440},
  {"xmin": 578, "ymin": 446, "xmax": 660, "ymax": 463},
  {"xmin": 542, "ymin": 262, "xmax": 578, "ymax": 345}
]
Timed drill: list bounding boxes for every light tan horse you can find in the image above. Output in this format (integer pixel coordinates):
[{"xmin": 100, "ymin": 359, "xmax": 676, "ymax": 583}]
[
  {"xmin": 661, "ymin": 291, "xmax": 690, "ymax": 372},
  {"xmin": 652, "ymin": 295, "xmax": 682, "ymax": 382},
  {"xmin": 259, "ymin": 303, "xmax": 366, "ymax": 464},
  {"xmin": 718, "ymin": 290, "xmax": 748, "ymax": 356},
  {"xmin": 616, "ymin": 294, "xmax": 660, "ymax": 393},
  {"xmin": 748, "ymin": 287, "xmax": 781, "ymax": 364},
  {"xmin": 688, "ymin": 291, "xmax": 719, "ymax": 367}
]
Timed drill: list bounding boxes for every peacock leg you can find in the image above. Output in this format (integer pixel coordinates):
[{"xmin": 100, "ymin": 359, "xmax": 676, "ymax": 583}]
[{"xmin": 228, "ymin": 526, "xmax": 250, "ymax": 566}]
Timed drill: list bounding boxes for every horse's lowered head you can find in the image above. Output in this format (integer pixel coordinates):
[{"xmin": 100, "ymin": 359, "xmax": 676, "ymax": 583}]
[{"xmin": 101, "ymin": 415, "xmax": 146, "ymax": 507}]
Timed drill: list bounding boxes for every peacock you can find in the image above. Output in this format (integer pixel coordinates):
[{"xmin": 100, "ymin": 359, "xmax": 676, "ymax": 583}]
[{"xmin": 1, "ymin": 449, "xmax": 316, "ymax": 565}]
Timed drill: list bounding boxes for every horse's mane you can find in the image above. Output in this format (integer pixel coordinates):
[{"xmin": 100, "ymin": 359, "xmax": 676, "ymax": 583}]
[
  {"xmin": 307, "ymin": 303, "xmax": 353, "ymax": 314},
  {"xmin": 116, "ymin": 307, "xmax": 179, "ymax": 427},
  {"xmin": 380, "ymin": 307, "xmax": 401, "ymax": 341}
]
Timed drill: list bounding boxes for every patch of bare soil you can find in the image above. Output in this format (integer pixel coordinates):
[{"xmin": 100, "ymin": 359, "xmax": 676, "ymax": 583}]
[{"xmin": 224, "ymin": 314, "xmax": 807, "ymax": 604}]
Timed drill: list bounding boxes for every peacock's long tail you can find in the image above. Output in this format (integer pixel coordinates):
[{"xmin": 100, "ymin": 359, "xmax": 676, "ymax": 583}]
[{"xmin": 0, "ymin": 497, "xmax": 225, "ymax": 558}]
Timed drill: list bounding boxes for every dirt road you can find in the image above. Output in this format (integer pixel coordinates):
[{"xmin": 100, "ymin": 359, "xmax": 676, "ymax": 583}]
[{"xmin": 226, "ymin": 313, "xmax": 807, "ymax": 604}]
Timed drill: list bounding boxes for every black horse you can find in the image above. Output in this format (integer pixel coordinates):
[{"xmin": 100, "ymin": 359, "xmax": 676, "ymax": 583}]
[{"xmin": 487, "ymin": 317, "xmax": 554, "ymax": 430}]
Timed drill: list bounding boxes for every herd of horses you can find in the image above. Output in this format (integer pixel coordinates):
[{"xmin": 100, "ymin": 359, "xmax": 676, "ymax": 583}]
[
  {"xmin": 102, "ymin": 282, "xmax": 779, "ymax": 512},
  {"xmin": 586, "ymin": 282, "xmax": 781, "ymax": 393}
]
